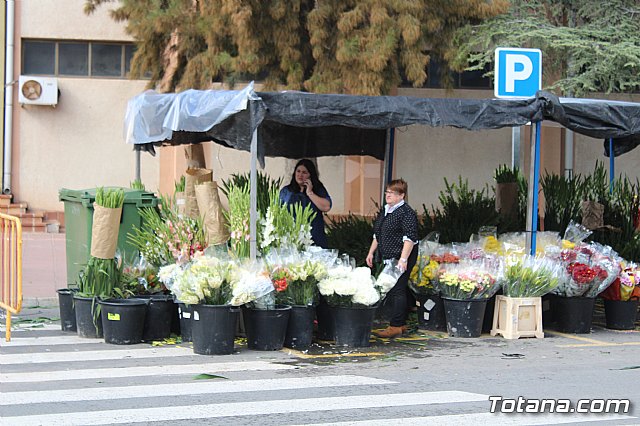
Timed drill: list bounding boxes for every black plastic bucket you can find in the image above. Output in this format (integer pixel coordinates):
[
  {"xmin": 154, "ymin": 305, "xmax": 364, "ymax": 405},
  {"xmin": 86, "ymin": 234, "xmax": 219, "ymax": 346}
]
[
  {"xmin": 482, "ymin": 294, "xmax": 497, "ymax": 333},
  {"xmin": 177, "ymin": 303, "xmax": 193, "ymax": 342},
  {"xmin": 604, "ymin": 299, "xmax": 639, "ymax": 330},
  {"xmin": 315, "ymin": 298, "xmax": 335, "ymax": 341},
  {"xmin": 57, "ymin": 288, "xmax": 77, "ymax": 332},
  {"xmin": 99, "ymin": 298, "xmax": 147, "ymax": 345},
  {"xmin": 443, "ymin": 298, "xmax": 487, "ymax": 338},
  {"xmin": 191, "ymin": 305, "xmax": 239, "ymax": 355},
  {"xmin": 135, "ymin": 294, "xmax": 175, "ymax": 342},
  {"xmin": 553, "ymin": 296, "xmax": 595, "ymax": 334},
  {"xmin": 284, "ymin": 305, "xmax": 315, "ymax": 349},
  {"xmin": 333, "ymin": 306, "xmax": 377, "ymax": 347},
  {"xmin": 542, "ymin": 293, "xmax": 556, "ymax": 326},
  {"xmin": 243, "ymin": 305, "xmax": 291, "ymax": 351},
  {"xmin": 73, "ymin": 295, "xmax": 103, "ymax": 338},
  {"xmin": 415, "ymin": 294, "xmax": 446, "ymax": 331}
]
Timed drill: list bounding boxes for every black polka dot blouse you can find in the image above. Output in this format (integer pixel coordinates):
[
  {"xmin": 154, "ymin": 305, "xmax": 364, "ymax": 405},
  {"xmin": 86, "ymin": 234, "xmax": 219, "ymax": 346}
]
[{"xmin": 373, "ymin": 203, "xmax": 419, "ymax": 260}]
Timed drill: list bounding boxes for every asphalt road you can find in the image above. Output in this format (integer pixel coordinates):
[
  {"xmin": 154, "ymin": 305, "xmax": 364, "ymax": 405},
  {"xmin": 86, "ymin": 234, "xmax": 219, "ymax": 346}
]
[{"xmin": 1, "ymin": 301, "xmax": 639, "ymax": 425}]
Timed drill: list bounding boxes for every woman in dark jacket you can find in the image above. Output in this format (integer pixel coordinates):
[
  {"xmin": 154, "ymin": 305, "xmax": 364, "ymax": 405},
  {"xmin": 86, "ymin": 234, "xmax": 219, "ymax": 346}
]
[
  {"xmin": 279, "ymin": 159, "xmax": 332, "ymax": 248},
  {"xmin": 366, "ymin": 178, "xmax": 419, "ymax": 338}
]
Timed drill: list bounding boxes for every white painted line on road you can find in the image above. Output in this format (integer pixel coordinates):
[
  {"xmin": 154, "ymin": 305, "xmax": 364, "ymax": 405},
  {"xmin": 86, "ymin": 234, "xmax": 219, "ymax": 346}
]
[
  {"xmin": 0, "ymin": 391, "xmax": 488, "ymax": 425},
  {"xmin": 0, "ymin": 375, "xmax": 393, "ymax": 405},
  {"xmin": 0, "ymin": 335, "xmax": 108, "ymax": 347},
  {"xmin": 300, "ymin": 412, "xmax": 636, "ymax": 425},
  {"xmin": 0, "ymin": 360, "xmax": 294, "ymax": 383},
  {"xmin": 0, "ymin": 324, "xmax": 64, "ymax": 332},
  {"xmin": 0, "ymin": 346, "xmax": 195, "ymax": 364}
]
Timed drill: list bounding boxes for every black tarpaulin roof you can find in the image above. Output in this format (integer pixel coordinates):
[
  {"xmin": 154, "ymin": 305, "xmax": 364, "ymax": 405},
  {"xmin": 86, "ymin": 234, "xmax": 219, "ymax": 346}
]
[{"xmin": 124, "ymin": 84, "xmax": 640, "ymax": 159}]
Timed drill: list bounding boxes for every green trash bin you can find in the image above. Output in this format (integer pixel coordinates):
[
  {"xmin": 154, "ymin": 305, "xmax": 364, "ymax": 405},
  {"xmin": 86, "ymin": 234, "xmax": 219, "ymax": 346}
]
[{"xmin": 59, "ymin": 187, "xmax": 159, "ymax": 284}]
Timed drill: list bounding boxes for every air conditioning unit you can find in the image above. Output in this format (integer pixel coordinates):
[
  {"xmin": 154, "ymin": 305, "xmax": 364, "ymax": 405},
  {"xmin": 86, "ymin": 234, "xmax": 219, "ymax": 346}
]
[{"xmin": 18, "ymin": 76, "xmax": 58, "ymax": 106}]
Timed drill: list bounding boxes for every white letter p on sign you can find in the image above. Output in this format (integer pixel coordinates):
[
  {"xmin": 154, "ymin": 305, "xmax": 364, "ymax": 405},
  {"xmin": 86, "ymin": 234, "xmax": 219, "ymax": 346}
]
[{"xmin": 505, "ymin": 54, "xmax": 533, "ymax": 93}]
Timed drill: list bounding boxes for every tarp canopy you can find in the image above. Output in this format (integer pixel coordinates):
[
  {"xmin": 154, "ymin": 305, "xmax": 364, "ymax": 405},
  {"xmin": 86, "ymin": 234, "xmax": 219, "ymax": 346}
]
[{"xmin": 124, "ymin": 82, "xmax": 640, "ymax": 159}]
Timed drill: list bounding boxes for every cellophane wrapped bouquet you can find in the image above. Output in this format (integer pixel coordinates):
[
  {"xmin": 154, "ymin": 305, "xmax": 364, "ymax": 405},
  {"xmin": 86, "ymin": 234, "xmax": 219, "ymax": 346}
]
[
  {"xmin": 317, "ymin": 255, "xmax": 380, "ymax": 307},
  {"xmin": 498, "ymin": 231, "xmax": 562, "ymax": 257},
  {"xmin": 229, "ymin": 259, "xmax": 278, "ymax": 309},
  {"xmin": 600, "ymin": 263, "xmax": 640, "ymax": 301},
  {"xmin": 122, "ymin": 256, "xmax": 164, "ymax": 296},
  {"xmin": 265, "ymin": 246, "xmax": 335, "ymax": 306},
  {"xmin": 158, "ymin": 251, "xmax": 234, "ymax": 305},
  {"xmin": 432, "ymin": 244, "xmax": 503, "ymax": 300},
  {"xmin": 551, "ymin": 241, "xmax": 620, "ymax": 298},
  {"xmin": 375, "ymin": 259, "xmax": 403, "ymax": 299},
  {"xmin": 409, "ymin": 232, "xmax": 440, "ymax": 296},
  {"xmin": 502, "ymin": 255, "xmax": 562, "ymax": 297}
]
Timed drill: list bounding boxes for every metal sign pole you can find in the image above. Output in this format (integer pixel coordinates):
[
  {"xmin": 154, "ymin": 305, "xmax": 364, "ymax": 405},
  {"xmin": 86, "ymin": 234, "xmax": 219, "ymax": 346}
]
[
  {"xmin": 250, "ymin": 129, "xmax": 258, "ymax": 261},
  {"xmin": 609, "ymin": 138, "xmax": 615, "ymax": 194},
  {"xmin": 525, "ymin": 121, "xmax": 542, "ymax": 255}
]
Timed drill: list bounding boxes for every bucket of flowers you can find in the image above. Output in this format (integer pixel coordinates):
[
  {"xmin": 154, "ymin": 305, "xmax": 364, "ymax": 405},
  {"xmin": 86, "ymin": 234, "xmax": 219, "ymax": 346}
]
[
  {"xmin": 159, "ymin": 252, "xmax": 238, "ymax": 355},
  {"xmin": 317, "ymin": 258, "xmax": 381, "ymax": 347},
  {"xmin": 408, "ymin": 233, "xmax": 447, "ymax": 331},
  {"xmin": 265, "ymin": 247, "xmax": 333, "ymax": 349},
  {"xmin": 550, "ymin": 241, "xmax": 620, "ymax": 333},
  {"xmin": 433, "ymin": 257, "xmax": 502, "ymax": 338},
  {"xmin": 599, "ymin": 262, "xmax": 640, "ymax": 330}
]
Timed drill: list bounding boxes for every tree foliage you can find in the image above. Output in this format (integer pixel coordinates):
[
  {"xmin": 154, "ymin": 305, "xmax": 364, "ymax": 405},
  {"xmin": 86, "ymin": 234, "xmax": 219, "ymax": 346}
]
[
  {"xmin": 447, "ymin": 0, "xmax": 640, "ymax": 96},
  {"xmin": 84, "ymin": 0, "xmax": 508, "ymax": 95}
]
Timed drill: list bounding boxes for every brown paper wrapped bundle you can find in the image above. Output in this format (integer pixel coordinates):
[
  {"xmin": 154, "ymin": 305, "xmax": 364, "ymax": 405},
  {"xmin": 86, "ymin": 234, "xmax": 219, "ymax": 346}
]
[
  {"xmin": 581, "ymin": 200, "xmax": 604, "ymax": 230},
  {"xmin": 195, "ymin": 181, "xmax": 230, "ymax": 245},
  {"xmin": 90, "ymin": 204, "xmax": 123, "ymax": 259},
  {"xmin": 185, "ymin": 168, "xmax": 213, "ymax": 218}
]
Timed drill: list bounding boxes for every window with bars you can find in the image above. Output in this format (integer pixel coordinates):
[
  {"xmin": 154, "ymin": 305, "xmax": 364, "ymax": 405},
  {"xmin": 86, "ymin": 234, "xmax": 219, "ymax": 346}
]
[{"xmin": 22, "ymin": 40, "xmax": 141, "ymax": 79}]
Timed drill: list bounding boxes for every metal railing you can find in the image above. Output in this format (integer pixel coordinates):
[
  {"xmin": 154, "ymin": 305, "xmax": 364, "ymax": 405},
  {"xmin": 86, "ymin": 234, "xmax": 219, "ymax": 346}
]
[{"xmin": 0, "ymin": 213, "xmax": 22, "ymax": 341}]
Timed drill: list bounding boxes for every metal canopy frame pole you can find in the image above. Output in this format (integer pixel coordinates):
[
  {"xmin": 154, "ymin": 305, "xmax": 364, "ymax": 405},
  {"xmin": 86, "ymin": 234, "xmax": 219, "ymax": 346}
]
[
  {"xmin": 609, "ymin": 138, "xmax": 615, "ymax": 195},
  {"xmin": 381, "ymin": 128, "xmax": 394, "ymax": 204},
  {"xmin": 250, "ymin": 129, "xmax": 258, "ymax": 261},
  {"xmin": 135, "ymin": 149, "xmax": 141, "ymax": 181},
  {"xmin": 526, "ymin": 122, "xmax": 542, "ymax": 255}
]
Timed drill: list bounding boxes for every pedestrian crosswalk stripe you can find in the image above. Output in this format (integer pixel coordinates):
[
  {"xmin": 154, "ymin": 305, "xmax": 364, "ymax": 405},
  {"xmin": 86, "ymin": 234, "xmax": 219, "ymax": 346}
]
[
  {"xmin": 300, "ymin": 412, "xmax": 636, "ymax": 425},
  {"xmin": 0, "ymin": 375, "xmax": 393, "ymax": 405},
  {"xmin": 0, "ymin": 334, "xmax": 112, "ymax": 347},
  {"xmin": 0, "ymin": 346, "xmax": 196, "ymax": 364},
  {"xmin": 0, "ymin": 360, "xmax": 294, "ymax": 383},
  {"xmin": 1, "ymin": 391, "xmax": 488, "ymax": 425}
]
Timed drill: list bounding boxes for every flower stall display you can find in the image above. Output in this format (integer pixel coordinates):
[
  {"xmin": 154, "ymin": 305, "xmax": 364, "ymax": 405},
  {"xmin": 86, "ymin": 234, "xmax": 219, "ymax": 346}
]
[
  {"xmin": 128, "ymin": 194, "xmax": 207, "ymax": 267},
  {"xmin": 502, "ymin": 255, "xmax": 562, "ymax": 298},
  {"xmin": 551, "ymin": 242, "xmax": 620, "ymax": 298},
  {"xmin": 261, "ymin": 188, "xmax": 316, "ymax": 253},
  {"xmin": 122, "ymin": 257, "xmax": 164, "ymax": 296},
  {"xmin": 599, "ymin": 263, "xmax": 640, "ymax": 330},
  {"xmin": 224, "ymin": 183, "xmax": 251, "ymax": 259},
  {"xmin": 265, "ymin": 247, "xmax": 333, "ymax": 307},
  {"xmin": 601, "ymin": 263, "xmax": 640, "ymax": 302},
  {"xmin": 409, "ymin": 234, "xmax": 441, "ymax": 296},
  {"xmin": 433, "ymin": 259, "xmax": 502, "ymax": 301}
]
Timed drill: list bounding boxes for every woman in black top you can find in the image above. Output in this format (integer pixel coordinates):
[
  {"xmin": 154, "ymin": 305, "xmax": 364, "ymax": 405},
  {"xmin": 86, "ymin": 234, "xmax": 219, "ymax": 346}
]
[{"xmin": 366, "ymin": 179, "xmax": 419, "ymax": 338}]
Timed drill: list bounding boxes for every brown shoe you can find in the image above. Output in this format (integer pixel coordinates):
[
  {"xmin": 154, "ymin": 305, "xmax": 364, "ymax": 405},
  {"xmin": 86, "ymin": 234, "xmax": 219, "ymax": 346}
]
[{"xmin": 374, "ymin": 326, "xmax": 405, "ymax": 338}]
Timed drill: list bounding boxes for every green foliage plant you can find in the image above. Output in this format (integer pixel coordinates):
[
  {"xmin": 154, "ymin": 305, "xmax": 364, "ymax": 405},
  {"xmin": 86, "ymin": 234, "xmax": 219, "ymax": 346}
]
[
  {"xmin": 493, "ymin": 164, "xmax": 520, "ymax": 184},
  {"xmin": 326, "ymin": 214, "xmax": 374, "ymax": 267},
  {"xmin": 220, "ymin": 171, "xmax": 282, "ymax": 219},
  {"xmin": 430, "ymin": 177, "xmax": 499, "ymax": 244},
  {"xmin": 540, "ymin": 171, "xmax": 585, "ymax": 232}
]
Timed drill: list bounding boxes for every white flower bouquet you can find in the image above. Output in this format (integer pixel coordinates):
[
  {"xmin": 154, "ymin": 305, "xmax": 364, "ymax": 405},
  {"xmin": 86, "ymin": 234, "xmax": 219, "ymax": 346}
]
[
  {"xmin": 317, "ymin": 259, "xmax": 380, "ymax": 307},
  {"xmin": 158, "ymin": 253, "xmax": 233, "ymax": 305},
  {"xmin": 228, "ymin": 260, "xmax": 278, "ymax": 309}
]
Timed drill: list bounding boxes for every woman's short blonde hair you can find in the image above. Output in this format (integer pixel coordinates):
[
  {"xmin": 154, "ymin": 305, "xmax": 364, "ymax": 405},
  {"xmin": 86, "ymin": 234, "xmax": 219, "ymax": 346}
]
[{"xmin": 386, "ymin": 178, "xmax": 408, "ymax": 196}]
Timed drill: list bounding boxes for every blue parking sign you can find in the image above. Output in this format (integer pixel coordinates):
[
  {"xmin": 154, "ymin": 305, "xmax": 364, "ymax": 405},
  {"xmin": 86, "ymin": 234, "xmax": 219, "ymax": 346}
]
[{"xmin": 495, "ymin": 48, "xmax": 542, "ymax": 98}]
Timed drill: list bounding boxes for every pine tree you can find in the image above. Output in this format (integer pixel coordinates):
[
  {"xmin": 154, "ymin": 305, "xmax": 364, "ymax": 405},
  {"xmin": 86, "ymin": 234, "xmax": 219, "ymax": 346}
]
[
  {"xmin": 85, "ymin": 0, "xmax": 508, "ymax": 95},
  {"xmin": 447, "ymin": 0, "xmax": 640, "ymax": 96}
]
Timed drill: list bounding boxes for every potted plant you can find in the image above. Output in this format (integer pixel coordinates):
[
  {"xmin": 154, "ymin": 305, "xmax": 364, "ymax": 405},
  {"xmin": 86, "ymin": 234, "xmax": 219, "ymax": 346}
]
[
  {"xmin": 317, "ymin": 262, "xmax": 380, "ymax": 347},
  {"xmin": 494, "ymin": 164, "xmax": 521, "ymax": 223}
]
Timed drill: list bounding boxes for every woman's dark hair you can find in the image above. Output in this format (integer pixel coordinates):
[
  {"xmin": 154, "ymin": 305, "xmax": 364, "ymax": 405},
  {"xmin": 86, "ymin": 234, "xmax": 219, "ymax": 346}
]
[{"xmin": 286, "ymin": 159, "xmax": 327, "ymax": 194}]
